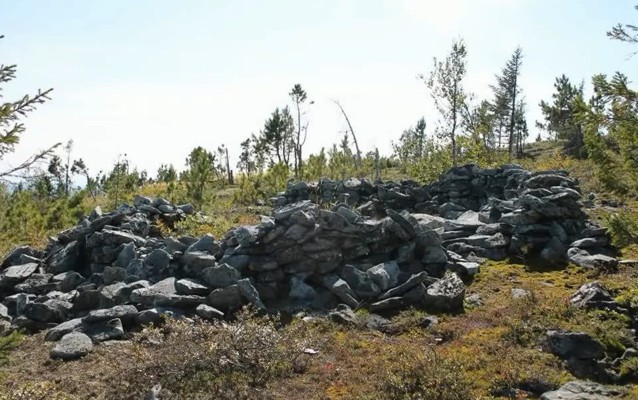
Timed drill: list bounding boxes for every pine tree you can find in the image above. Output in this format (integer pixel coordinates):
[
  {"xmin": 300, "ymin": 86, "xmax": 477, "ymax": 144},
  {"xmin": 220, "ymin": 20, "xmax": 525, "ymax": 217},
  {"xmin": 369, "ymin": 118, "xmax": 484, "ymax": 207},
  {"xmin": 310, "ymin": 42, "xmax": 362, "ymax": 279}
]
[
  {"xmin": 182, "ymin": 146, "xmax": 216, "ymax": 207},
  {"xmin": 538, "ymin": 74, "xmax": 586, "ymax": 158},
  {"xmin": 492, "ymin": 47, "xmax": 525, "ymax": 160},
  {"xmin": 423, "ymin": 39, "xmax": 468, "ymax": 166},
  {"xmin": 0, "ymin": 35, "xmax": 58, "ymax": 181},
  {"xmin": 255, "ymin": 107, "xmax": 295, "ymax": 168}
]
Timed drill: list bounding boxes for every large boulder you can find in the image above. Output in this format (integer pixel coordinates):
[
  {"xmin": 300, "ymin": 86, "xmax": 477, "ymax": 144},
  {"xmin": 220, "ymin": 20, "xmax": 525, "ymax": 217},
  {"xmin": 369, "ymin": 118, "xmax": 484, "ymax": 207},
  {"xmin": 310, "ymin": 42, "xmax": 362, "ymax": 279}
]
[
  {"xmin": 540, "ymin": 381, "xmax": 624, "ymax": 400},
  {"xmin": 0, "ymin": 263, "xmax": 38, "ymax": 289},
  {"xmin": 50, "ymin": 332, "xmax": 93, "ymax": 360},
  {"xmin": 423, "ymin": 273, "xmax": 465, "ymax": 312},
  {"xmin": 570, "ymin": 282, "xmax": 618, "ymax": 310},
  {"xmin": 567, "ymin": 248, "xmax": 618, "ymax": 271},
  {"xmin": 546, "ymin": 330, "xmax": 605, "ymax": 360}
]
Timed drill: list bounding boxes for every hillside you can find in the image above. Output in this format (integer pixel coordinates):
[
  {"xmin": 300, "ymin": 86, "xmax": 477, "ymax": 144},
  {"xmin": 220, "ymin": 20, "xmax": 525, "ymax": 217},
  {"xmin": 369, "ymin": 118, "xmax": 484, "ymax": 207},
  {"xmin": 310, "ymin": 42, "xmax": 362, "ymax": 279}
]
[{"xmin": 0, "ymin": 141, "xmax": 638, "ymax": 399}]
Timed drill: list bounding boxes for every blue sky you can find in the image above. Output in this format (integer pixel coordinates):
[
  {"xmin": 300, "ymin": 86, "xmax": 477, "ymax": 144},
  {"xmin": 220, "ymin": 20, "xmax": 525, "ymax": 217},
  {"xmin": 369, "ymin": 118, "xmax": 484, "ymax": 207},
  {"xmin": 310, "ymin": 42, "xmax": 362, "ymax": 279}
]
[{"xmin": 1, "ymin": 0, "xmax": 636, "ymax": 177}]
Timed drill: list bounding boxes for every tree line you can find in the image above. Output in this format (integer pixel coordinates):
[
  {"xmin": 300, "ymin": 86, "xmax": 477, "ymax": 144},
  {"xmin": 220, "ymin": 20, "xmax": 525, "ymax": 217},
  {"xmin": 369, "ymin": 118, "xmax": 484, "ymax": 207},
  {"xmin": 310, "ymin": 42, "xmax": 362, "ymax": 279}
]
[{"xmin": 1, "ymin": 3, "xmax": 637, "ymax": 220}]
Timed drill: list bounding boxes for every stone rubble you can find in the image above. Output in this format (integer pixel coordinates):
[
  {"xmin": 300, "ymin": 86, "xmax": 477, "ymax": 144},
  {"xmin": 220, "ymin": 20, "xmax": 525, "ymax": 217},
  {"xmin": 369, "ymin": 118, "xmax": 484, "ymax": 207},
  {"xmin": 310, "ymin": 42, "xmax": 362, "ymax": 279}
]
[{"xmin": 0, "ymin": 165, "xmax": 619, "ymax": 362}]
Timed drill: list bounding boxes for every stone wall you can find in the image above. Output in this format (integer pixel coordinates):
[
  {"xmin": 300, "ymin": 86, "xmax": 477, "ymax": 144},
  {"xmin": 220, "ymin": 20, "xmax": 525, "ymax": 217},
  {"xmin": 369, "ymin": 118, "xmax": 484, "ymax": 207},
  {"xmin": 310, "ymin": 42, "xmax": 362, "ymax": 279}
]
[{"xmin": 0, "ymin": 164, "xmax": 617, "ymax": 352}]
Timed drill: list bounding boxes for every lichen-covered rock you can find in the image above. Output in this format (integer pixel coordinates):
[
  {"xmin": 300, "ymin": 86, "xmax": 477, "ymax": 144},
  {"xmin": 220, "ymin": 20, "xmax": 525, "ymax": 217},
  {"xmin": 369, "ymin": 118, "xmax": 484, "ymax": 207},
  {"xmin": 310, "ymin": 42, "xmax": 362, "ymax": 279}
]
[
  {"xmin": 0, "ymin": 263, "xmax": 38, "ymax": 289},
  {"xmin": 50, "ymin": 332, "xmax": 93, "ymax": 360},
  {"xmin": 423, "ymin": 273, "xmax": 465, "ymax": 312}
]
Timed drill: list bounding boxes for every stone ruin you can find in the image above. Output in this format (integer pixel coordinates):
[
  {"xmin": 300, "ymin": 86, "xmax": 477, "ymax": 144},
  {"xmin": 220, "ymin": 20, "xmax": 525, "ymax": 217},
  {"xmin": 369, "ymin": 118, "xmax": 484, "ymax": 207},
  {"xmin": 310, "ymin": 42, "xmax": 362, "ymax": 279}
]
[{"xmin": 0, "ymin": 164, "xmax": 618, "ymax": 359}]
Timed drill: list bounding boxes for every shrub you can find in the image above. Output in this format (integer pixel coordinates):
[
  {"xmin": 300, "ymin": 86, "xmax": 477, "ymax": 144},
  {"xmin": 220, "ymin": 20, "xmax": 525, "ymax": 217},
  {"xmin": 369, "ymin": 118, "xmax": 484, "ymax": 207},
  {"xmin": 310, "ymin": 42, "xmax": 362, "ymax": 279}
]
[
  {"xmin": 602, "ymin": 211, "xmax": 638, "ymax": 248},
  {"xmin": 377, "ymin": 348, "xmax": 472, "ymax": 400},
  {"xmin": 0, "ymin": 332, "xmax": 23, "ymax": 365}
]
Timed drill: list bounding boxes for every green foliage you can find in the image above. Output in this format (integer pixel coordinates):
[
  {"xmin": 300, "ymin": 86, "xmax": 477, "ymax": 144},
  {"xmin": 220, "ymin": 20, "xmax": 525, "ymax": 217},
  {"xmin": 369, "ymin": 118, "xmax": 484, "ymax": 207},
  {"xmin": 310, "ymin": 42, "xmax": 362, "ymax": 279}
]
[
  {"xmin": 423, "ymin": 39, "xmax": 468, "ymax": 166},
  {"xmin": 538, "ymin": 75, "xmax": 587, "ymax": 158},
  {"xmin": 392, "ymin": 118, "xmax": 427, "ymax": 173},
  {"xmin": 156, "ymin": 163, "xmax": 177, "ymax": 183},
  {"xmin": 233, "ymin": 163, "xmax": 290, "ymax": 205},
  {"xmin": 607, "ymin": 4, "xmax": 638, "ymax": 48},
  {"xmin": 254, "ymin": 107, "xmax": 295, "ymax": 168},
  {"xmin": 0, "ymin": 332, "xmax": 23, "ymax": 365},
  {"xmin": 0, "ymin": 35, "xmax": 57, "ymax": 181},
  {"xmin": 182, "ymin": 146, "xmax": 218, "ymax": 208},
  {"xmin": 602, "ymin": 211, "xmax": 638, "ymax": 248},
  {"xmin": 491, "ymin": 47, "xmax": 526, "ymax": 159},
  {"xmin": 620, "ymin": 356, "xmax": 638, "ymax": 380},
  {"xmin": 378, "ymin": 349, "xmax": 472, "ymax": 400},
  {"xmin": 578, "ymin": 72, "xmax": 638, "ymax": 195}
]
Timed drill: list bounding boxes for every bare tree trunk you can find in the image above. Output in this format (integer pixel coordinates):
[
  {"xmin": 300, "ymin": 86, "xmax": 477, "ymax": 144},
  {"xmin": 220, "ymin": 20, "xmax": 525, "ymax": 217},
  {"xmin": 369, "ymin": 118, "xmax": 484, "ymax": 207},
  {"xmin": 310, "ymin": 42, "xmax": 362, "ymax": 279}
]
[{"xmin": 333, "ymin": 100, "xmax": 362, "ymax": 171}]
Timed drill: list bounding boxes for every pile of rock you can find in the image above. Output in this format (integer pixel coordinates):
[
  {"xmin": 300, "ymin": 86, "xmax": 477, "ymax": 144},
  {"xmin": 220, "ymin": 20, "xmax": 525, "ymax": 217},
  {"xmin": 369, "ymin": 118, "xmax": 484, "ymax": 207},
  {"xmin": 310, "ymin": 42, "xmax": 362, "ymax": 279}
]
[
  {"xmin": 0, "ymin": 164, "xmax": 620, "ymax": 361},
  {"xmin": 0, "ymin": 194, "xmax": 471, "ymax": 358},
  {"xmin": 279, "ymin": 164, "xmax": 617, "ymax": 268}
]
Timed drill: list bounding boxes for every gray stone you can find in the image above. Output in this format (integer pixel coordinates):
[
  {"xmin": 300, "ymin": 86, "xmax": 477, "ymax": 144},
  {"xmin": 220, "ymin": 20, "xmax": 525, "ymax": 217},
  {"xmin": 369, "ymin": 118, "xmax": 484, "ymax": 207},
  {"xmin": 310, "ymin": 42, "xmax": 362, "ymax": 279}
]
[
  {"xmin": 237, "ymin": 278, "xmax": 265, "ymax": 310},
  {"xmin": 0, "ymin": 263, "xmax": 38, "ymax": 288},
  {"xmin": 379, "ymin": 272, "xmax": 428, "ymax": 300},
  {"xmin": 540, "ymin": 238, "xmax": 567, "ymax": 265},
  {"xmin": 196, "ymin": 304, "xmax": 224, "ymax": 320},
  {"xmin": 130, "ymin": 277, "xmax": 176, "ymax": 306},
  {"xmin": 329, "ymin": 304, "xmax": 358, "ymax": 326},
  {"xmin": 202, "ymin": 263, "xmax": 241, "ymax": 288},
  {"xmin": 14, "ymin": 273, "xmax": 54, "ymax": 294},
  {"xmin": 136, "ymin": 309, "xmax": 163, "ymax": 326},
  {"xmin": 273, "ymin": 200, "xmax": 314, "ymax": 221},
  {"xmin": 369, "ymin": 297, "xmax": 408, "ymax": 312},
  {"xmin": 387, "ymin": 209, "xmax": 416, "ymax": 239},
  {"xmin": 185, "ymin": 233, "xmax": 219, "ymax": 255},
  {"xmin": 207, "ymin": 285, "xmax": 243, "ymax": 310},
  {"xmin": 570, "ymin": 237, "xmax": 609, "ymax": 249},
  {"xmin": 85, "ymin": 318, "xmax": 124, "ymax": 342},
  {"xmin": 511, "ymin": 288, "xmax": 531, "ymax": 299},
  {"xmin": 45, "ymin": 318, "xmax": 86, "ymax": 341},
  {"xmin": 50, "ymin": 332, "xmax": 93, "ymax": 360},
  {"xmin": 145, "ymin": 249, "xmax": 171, "ymax": 271},
  {"xmin": 114, "ymin": 280, "xmax": 150, "ymax": 303},
  {"xmin": 116, "ymin": 243, "xmax": 136, "ymax": 268},
  {"xmin": 422, "ymin": 247, "xmax": 448, "ymax": 265},
  {"xmin": 55, "ymin": 272, "xmax": 85, "ymax": 292},
  {"xmin": 546, "ymin": 330, "xmax": 605, "ymax": 360},
  {"xmin": 234, "ymin": 226, "xmax": 260, "ymax": 247},
  {"xmin": 463, "ymin": 233, "xmax": 509, "ymax": 249},
  {"xmin": 134, "ymin": 195, "xmax": 152, "ymax": 207},
  {"xmin": 540, "ymin": 380, "xmax": 623, "ymax": 400},
  {"xmin": 452, "ymin": 261, "xmax": 480, "ymax": 277},
  {"xmin": 83, "ymin": 305, "xmax": 138, "ymax": 323},
  {"xmin": 424, "ymin": 273, "xmax": 465, "ymax": 312},
  {"xmin": 340, "ymin": 264, "xmax": 381, "ymax": 299},
  {"xmin": 289, "ymin": 277, "xmax": 316, "ymax": 301},
  {"xmin": 0, "ymin": 303, "xmax": 9, "ymax": 321},
  {"xmin": 175, "ymin": 279, "xmax": 210, "ymax": 296},
  {"xmin": 103, "ymin": 266, "xmax": 127, "ymax": 285},
  {"xmin": 219, "ymin": 255, "xmax": 250, "ymax": 272},
  {"xmin": 568, "ymin": 248, "xmax": 618, "ymax": 270},
  {"xmin": 86, "ymin": 229, "xmax": 146, "ymax": 248},
  {"xmin": 25, "ymin": 299, "xmax": 72, "ymax": 323},
  {"xmin": 2, "ymin": 246, "xmax": 43, "ymax": 268},
  {"xmin": 181, "ymin": 251, "xmax": 217, "ymax": 277},
  {"xmin": 178, "ymin": 204, "xmax": 195, "ymax": 215},
  {"xmin": 570, "ymin": 282, "xmax": 616, "ymax": 310},
  {"xmin": 48, "ymin": 241, "xmax": 80, "ymax": 274},
  {"xmin": 366, "ymin": 261, "xmax": 400, "ymax": 291},
  {"xmin": 73, "ymin": 289, "xmax": 116, "ymax": 313},
  {"xmin": 322, "ymin": 275, "xmax": 358, "ymax": 308},
  {"xmin": 152, "ymin": 293, "xmax": 206, "ymax": 308}
]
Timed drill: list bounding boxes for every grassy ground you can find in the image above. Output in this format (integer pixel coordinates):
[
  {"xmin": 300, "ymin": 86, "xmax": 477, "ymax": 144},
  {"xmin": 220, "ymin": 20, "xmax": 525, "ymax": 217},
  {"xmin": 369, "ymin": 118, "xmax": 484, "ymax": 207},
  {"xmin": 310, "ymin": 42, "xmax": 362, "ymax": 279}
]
[{"xmin": 2, "ymin": 141, "xmax": 638, "ymax": 399}]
